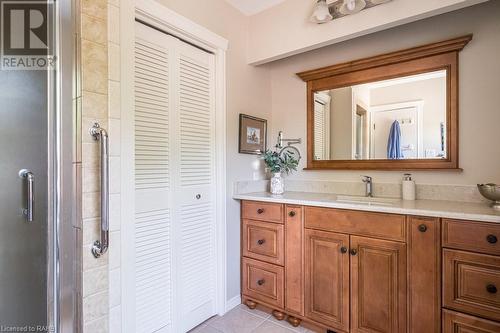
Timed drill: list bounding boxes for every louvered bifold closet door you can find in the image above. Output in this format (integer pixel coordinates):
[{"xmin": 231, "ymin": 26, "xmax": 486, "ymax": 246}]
[
  {"xmin": 134, "ymin": 22, "xmax": 175, "ymax": 333},
  {"xmin": 314, "ymin": 100, "xmax": 326, "ymax": 160},
  {"xmin": 171, "ymin": 40, "xmax": 217, "ymax": 332}
]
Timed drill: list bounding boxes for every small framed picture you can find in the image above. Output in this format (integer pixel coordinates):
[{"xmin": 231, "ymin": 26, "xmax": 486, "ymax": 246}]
[{"xmin": 239, "ymin": 114, "xmax": 267, "ymax": 155}]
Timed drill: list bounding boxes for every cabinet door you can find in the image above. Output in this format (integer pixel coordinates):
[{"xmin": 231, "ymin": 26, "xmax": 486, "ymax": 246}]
[
  {"xmin": 351, "ymin": 236, "xmax": 407, "ymax": 333},
  {"xmin": 407, "ymin": 217, "xmax": 440, "ymax": 333},
  {"xmin": 305, "ymin": 229, "xmax": 350, "ymax": 332},
  {"xmin": 285, "ymin": 205, "xmax": 304, "ymax": 316}
]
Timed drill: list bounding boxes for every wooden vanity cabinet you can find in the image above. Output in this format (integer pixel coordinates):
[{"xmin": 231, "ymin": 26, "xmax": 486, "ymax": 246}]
[{"xmin": 241, "ymin": 200, "xmax": 500, "ymax": 333}]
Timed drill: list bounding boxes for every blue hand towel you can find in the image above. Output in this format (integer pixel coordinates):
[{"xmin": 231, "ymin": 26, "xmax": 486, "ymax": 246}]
[{"xmin": 387, "ymin": 120, "xmax": 404, "ymax": 159}]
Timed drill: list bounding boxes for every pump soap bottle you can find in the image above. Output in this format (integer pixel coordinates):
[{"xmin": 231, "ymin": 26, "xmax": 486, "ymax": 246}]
[{"xmin": 402, "ymin": 173, "xmax": 416, "ymax": 201}]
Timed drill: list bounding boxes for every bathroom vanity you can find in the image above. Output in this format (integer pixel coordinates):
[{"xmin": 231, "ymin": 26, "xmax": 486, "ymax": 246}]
[{"xmin": 235, "ymin": 193, "xmax": 500, "ymax": 333}]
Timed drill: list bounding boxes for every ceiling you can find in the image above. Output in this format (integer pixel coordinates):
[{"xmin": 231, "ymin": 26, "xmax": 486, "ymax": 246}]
[{"xmin": 225, "ymin": 0, "xmax": 286, "ymax": 16}]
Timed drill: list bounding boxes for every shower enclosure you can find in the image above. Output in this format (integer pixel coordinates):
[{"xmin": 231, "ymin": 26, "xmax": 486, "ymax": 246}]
[{"xmin": 0, "ymin": 0, "xmax": 76, "ymax": 331}]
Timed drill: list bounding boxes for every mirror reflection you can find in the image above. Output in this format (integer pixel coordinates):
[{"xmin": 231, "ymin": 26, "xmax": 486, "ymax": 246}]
[{"xmin": 313, "ymin": 70, "xmax": 447, "ymax": 161}]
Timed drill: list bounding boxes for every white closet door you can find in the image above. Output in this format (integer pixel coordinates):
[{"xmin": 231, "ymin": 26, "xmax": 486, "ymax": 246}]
[
  {"xmin": 134, "ymin": 22, "xmax": 176, "ymax": 333},
  {"xmin": 171, "ymin": 38, "xmax": 217, "ymax": 333},
  {"xmin": 133, "ymin": 21, "xmax": 217, "ymax": 333}
]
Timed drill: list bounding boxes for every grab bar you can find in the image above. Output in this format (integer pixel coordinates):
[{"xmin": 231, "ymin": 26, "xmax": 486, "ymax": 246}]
[
  {"xmin": 19, "ymin": 169, "xmax": 35, "ymax": 222},
  {"xmin": 90, "ymin": 123, "xmax": 109, "ymax": 258}
]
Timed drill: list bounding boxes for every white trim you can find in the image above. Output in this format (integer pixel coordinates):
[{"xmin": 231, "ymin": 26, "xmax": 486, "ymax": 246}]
[
  {"xmin": 120, "ymin": 0, "xmax": 136, "ymax": 332},
  {"xmin": 225, "ymin": 295, "xmax": 241, "ymax": 313},
  {"xmin": 214, "ymin": 48, "xmax": 228, "ymax": 317},
  {"xmin": 121, "ymin": 1, "xmax": 229, "ymax": 331},
  {"xmin": 135, "ymin": 0, "xmax": 228, "ymax": 52},
  {"xmin": 359, "ymin": 70, "xmax": 446, "ymax": 90}
]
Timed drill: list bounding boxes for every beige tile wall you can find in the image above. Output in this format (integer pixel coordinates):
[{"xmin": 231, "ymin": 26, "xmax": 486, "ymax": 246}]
[
  {"xmin": 107, "ymin": 0, "xmax": 122, "ymax": 332},
  {"xmin": 78, "ymin": 0, "xmax": 110, "ymax": 331}
]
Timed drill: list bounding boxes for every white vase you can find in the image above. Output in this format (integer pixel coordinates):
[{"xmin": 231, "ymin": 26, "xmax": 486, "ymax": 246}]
[{"xmin": 270, "ymin": 172, "xmax": 285, "ymax": 195}]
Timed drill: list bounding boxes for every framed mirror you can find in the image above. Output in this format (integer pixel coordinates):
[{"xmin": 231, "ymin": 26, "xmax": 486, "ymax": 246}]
[{"xmin": 297, "ymin": 35, "xmax": 472, "ymax": 170}]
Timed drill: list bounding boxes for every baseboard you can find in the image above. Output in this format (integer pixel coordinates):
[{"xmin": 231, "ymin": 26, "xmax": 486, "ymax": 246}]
[{"xmin": 225, "ymin": 295, "xmax": 241, "ymax": 313}]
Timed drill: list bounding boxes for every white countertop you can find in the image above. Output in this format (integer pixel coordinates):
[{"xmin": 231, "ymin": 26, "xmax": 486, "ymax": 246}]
[{"xmin": 233, "ymin": 191, "xmax": 500, "ymax": 223}]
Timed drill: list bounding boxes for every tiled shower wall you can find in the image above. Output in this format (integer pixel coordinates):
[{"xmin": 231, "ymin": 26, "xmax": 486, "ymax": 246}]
[
  {"xmin": 77, "ymin": 0, "xmax": 110, "ymax": 331},
  {"xmin": 77, "ymin": 0, "xmax": 121, "ymax": 331}
]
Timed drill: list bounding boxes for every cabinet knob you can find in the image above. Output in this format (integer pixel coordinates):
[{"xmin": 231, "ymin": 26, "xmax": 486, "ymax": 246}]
[
  {"xmin": 257, "ymin": 239, "xmax": 265, "ymax": 245},
  {"xmin": 340, "ymin": 247, "xmax": 348, "ymax": 254},
  {"xmin": 487, "ymin": 234, "xmax": 498, "ymax": 244},
  {"xmin": 196, "ymin": 194, "xmax": 201, "ymax": 200},
  {"xmin": 257, "ymin": 208, "xmax": 264, "ymax": 214},
  {"xmin": 288, "ymin": 211, "xmax": 296, "ymax": 217},
  {"xmin": 257, "ymin": 279, "xmax": 265, "ymax": 286},
  {"xmin": 418, "ymin": 224, "xmax": 428, "ymax": 233},
  {"xmin": 486, "ymin": 284, "xmax": 497, "ymax": 294},
  {"xmin": 350, "ymin": 249, "xmax": 357, "ymax": 256}
]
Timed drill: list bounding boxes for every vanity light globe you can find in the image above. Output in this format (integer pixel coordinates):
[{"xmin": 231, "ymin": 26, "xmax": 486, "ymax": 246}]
[
  {"xmin": 339, "ymin": 0, "xmax": 366, "ymax": 15},
  {"xmin": 310, "ymin": 0, "xmax": 333, "ymax": 24}
]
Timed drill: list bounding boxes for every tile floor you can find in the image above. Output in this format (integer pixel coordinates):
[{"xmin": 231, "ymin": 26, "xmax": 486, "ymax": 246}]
[{"xmin": 189, "ymin": 305, "xmax": 316, "ymax": 333}]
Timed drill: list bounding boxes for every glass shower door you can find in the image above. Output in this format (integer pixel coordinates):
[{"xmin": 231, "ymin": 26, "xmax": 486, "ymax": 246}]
[
  {"xmin": 0, "ymin": 0, "xmax": 54, "ymax": 327},
  {"xmin": 0, "ymin": 69, "xmax": 49, "ymax": 329}
]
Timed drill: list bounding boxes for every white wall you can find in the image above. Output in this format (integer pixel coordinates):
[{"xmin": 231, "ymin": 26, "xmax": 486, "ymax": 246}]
[
  {"xmin": 155, "ymin": 0, "xmax": 273, "ymax": 304},
  {"xmin": 269, "ymin": 1, "xmax": 500, "ymax": 185},
  {"xmin": 247, "ymin": 0, "xmax": 489, "ymax": 64}
]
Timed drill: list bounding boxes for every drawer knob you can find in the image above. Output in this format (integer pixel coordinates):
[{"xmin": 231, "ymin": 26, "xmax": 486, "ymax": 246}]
[
  {"xmin": 418, "ymin": 224, "xmax": 427, "ymax": 233},
  {"xmin": 257, "ymin": 279, "xmax": 265, "ymax": 286},
  {"xmin": 340, "ymin": 247, "xmax": 348, "ymax": 254},
  {"xmin": 257, "ymin": 239, "xmax": 265, "ymax": 245},
  {"xmin": 487, "ymin": 234, "xmax": 498, "ymax": 244},
  {"xmin": 288, "ymin": 211, "xmax": 296, "ymax": 217},
  {"xmin": 350, "ymin": 249, "xmax": 357, "ymax": 256},
  {"xmin": 257, "ymin": 208, "xmax": 265, "ymax": 214},
  {"xmin": 486, "ymin": 284, "xmax": 497, "ymax": 294}
]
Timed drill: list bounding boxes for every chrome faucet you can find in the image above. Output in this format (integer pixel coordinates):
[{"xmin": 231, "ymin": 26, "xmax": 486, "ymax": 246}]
[{"xmin": 362, "ymin": 176, "xmax": 373, "ymax": 197}]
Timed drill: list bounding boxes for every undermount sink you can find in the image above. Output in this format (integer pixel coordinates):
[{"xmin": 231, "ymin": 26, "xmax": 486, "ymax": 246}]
[{"xmin": 336, "ymin": 195, "xmax": 400, "ymax": 206}]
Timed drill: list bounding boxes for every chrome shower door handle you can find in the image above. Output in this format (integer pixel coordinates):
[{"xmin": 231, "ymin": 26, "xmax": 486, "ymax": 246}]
[
  {"xmin": 19, "ymin": 169, "xmax": 34, "ymax": 222},
  {"xmin": 90, "ymin": 123, "xmax": 109, "ymax": 258}
]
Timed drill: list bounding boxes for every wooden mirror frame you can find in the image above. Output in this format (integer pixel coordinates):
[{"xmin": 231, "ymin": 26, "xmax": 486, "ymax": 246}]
[{"xmin": 297, "ymin": 35, "xmax": 472, "ymax": 170}]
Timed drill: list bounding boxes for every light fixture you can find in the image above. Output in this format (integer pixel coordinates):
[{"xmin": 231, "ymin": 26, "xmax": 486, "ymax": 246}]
[
  {"xmin": 310, "ymin": 0, "xmax": 392, "ymax": 25},
  {"xmin": 339, "ymin": 0, "xmax": 366, "ymax": 15},
  {"xmin": 310, "ymin": 0, "xmax": 333, "ymax": 24}
]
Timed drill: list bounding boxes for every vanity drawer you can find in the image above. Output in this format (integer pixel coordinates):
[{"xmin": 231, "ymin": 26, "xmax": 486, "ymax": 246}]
[
  {"xmin": 443, "ymin": 249, "xmax": 500, "ymax": 321},
  {"xmin": 242, "ymin": 219, "xmax": 284, "ymax": 265},
  {"xmin": 305, "ymin": 206, "xmax": 406, "ymax": 242},
  {"xmin": 242, "ymin": 201, "xmax": 284, "ymax": 223},
  {"xmin": 443, "ymin": 309, "xmax": 500, "ymax": 333},
  {"xmin": 242, "ymin": 258, "xmax": 284, "ymax": 309},
  {"xmin": 443, "ymin": 219, "xmax": 500, "ymax": 255}
]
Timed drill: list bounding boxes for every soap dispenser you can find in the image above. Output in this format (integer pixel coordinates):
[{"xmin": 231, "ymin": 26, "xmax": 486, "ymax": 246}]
[{"xmin": 402, "ymin": 173, "xmax": 416, "ymax": 201}]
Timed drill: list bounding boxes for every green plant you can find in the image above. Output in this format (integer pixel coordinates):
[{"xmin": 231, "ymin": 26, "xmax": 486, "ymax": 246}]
[{"xmin": 262, "ymin": 149, "xmax": 299, "ymax": 175}]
